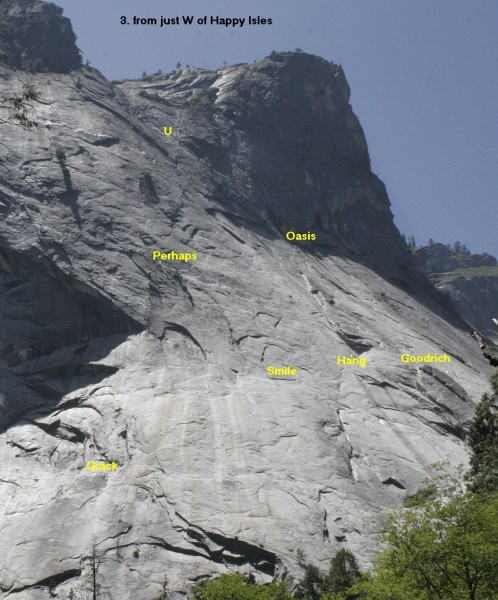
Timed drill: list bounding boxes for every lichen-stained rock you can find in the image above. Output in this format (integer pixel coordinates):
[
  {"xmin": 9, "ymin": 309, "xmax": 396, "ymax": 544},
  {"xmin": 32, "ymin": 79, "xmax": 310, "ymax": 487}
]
[{"xmin": 0, "ymin": 43, "xmax": 493, "ymax": 599}]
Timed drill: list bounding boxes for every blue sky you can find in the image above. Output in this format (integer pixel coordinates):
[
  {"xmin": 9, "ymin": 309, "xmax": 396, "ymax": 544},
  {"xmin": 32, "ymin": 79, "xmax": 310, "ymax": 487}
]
[{"xmin": 56, "ymin": 0, "xmax": 498, "ymax": 257}]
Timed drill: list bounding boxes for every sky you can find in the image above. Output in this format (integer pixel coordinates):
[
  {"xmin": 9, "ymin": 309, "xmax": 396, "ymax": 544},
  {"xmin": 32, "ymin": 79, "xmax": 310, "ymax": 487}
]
[{"xmin": 56, "ymin": 0, "xmax": 498, "ymax": 257}]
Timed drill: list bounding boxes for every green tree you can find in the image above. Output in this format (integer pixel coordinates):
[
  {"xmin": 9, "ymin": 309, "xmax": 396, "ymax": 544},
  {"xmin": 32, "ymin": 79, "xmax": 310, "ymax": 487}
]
[
  {"xmin": 296, "ymin": 547, "xmax": 305, "ymax": 566},
  {"xmin": 352, "ymin": 486, "xmax": 498, "ymax": 600},
  {"xmin": 466, "ymin": 372, "xmax": 498, "ymax": 495},
  {"xmin": 55, "ymin": 147, "xmax": 66, "ymax": 162},
  {"xmin": 323, "ymin": 549, "xmax": 361, "ymax": 595},
  {"xmin": 0, "ymin": 84, "xmax": 38, "ymax": 129},
  {"xmin": 0, "ymin": 83, "xmax": 39, "ymax": 164},
  {"xmin": 194, "ymin": 573, "xmax": 292, "ymax": 600},
  {"xmin": 297, "ymin": 564, "xmax": 323, "ymax": 600}
]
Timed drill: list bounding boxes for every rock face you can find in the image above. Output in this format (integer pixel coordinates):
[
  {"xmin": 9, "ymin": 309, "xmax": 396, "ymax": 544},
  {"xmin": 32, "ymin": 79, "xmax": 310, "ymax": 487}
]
[
  {"xmin": 414, "ymin": 243, "xmax": 498, "ymax": 335},
  {"xmin": 0, "ymin": 0, "xmax": 81, "ymax": 73},
  {"xmin": 0, "ymin": 37, "xmax": 493, "ymax": 600}
]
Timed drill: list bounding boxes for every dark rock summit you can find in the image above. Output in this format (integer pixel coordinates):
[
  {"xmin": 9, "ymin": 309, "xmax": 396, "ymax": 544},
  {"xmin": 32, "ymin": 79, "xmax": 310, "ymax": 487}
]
[
  {"xmin": 127, "ymin": 53, "xmax": 412, "ymax": 281},
  {"xmin": 0, "ymin": 9, "xmax": 492, "ymax": 599},
  {"xmin": 0, "ymin": 0, "xmax": 81, "ymax": 72}
]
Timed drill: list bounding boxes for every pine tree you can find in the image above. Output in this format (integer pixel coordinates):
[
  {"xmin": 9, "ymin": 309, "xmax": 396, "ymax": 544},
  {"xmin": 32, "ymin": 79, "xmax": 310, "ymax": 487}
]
[
  {"xmin": 81, "ymin": 543, "xmax": 105, "ymax": 600},
  {"xmin": 298, "ymin": 564, "xmax": 322, "ymax": 600},
  {"xmin": 323, "ymin": 549, "xmax": 361, "ymax": 593},
  {"xmin": 467, "ymin": 372, "xmax": 498, "ymax": 495},
  {"xmin": 158, "ymin": 576, "xmax": 168, "ymax": 600}
]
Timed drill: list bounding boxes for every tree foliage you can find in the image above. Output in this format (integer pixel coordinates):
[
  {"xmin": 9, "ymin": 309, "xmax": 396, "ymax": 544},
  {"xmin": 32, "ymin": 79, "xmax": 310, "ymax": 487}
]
[
  {"xmin": 0, "ymin": 84, "xmax": 38, "ymax": 128},
  {"xmin": 352, "ymin": 485, "xmax": 498, "ymax": 600},
  {"xmin": 467, "ymin": 372, "xmax": 498, "ymax": 495},
  {"xmin": 0, "ymin": 78, "xmax": 39, "ymax": 164},
  {"xmin": 294, "ymin": 550, "xmax": 363, "ymax": 600},
  {"xmin": 194, "ymin": 573, "xmax": 292, "ymax": 600},
  {"xmin": 297, "ymin": 564, "xmax": 323, "ymax": 600},
  {"xmin": 452, "ymin": 241, "xmax": 470, "ymax": 255},
  {"xmin": 323, "ymin": 549, "xmax": 361, "ymax": 595}
]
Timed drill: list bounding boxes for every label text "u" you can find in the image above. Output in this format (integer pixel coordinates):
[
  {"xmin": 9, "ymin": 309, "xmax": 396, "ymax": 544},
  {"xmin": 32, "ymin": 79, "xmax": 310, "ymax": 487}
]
[{"xmin": 163, "ymin": 126, "xmax": 173, "ymax": 136}]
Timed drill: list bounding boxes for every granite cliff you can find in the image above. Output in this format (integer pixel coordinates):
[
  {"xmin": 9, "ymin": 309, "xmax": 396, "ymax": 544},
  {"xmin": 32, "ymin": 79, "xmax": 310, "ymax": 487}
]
[{"xmin": 0, "ymin": 5, "xmax": 493, "ymax": 598}]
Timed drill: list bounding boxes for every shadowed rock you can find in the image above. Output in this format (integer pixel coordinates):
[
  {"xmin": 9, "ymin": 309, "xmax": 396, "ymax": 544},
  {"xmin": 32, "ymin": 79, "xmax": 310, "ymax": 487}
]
[{"xmin": 0, "ymin": 0, "xmax": 81, "ymax": 73}]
